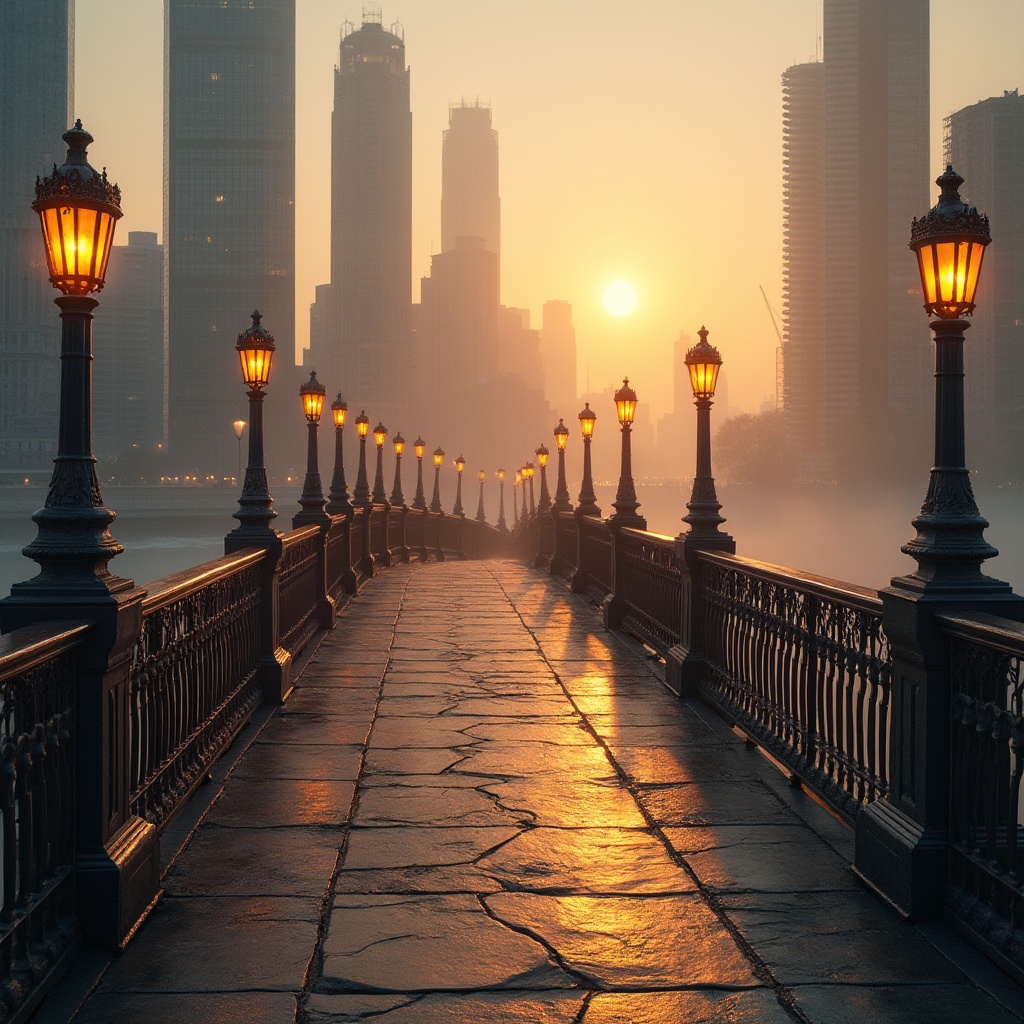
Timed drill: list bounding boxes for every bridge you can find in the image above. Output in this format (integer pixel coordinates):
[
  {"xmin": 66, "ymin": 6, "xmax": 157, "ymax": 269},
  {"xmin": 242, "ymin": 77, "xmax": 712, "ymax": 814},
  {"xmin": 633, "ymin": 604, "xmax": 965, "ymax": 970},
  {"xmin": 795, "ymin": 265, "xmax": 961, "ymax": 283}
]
[{"xmin": 1, "ymin": 498, "xmax": 1022, "ymax": 1024}]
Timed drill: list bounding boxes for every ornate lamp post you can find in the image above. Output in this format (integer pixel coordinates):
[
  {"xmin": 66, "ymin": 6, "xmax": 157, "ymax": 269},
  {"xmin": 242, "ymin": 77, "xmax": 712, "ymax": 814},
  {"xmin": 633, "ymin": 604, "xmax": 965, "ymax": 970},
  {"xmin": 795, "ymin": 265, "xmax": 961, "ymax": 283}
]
[
  {"xmin": 372, "ymin": 423, "xmax": 388, "ymax": 504},
  {"xmin": 536, "ymin": 445, "xmax": 551, "ymax": 511},
  {"xmin": 430, "ymin": 446, "xmax": 445, "ymax": 512},
  {"xmin": 294, "ymin": 370, "xmax": 328, "ymax": 525},
  {"xmin": 229, "ymin": 311, "xmax": 278, "ymax": 542},
  {"xmin": 233, "ymin": 419, "xmax": 246, "ymax": 485},
  {"xmin": 412, "ymin": 437, "xmax": 427, "ymax": 510},
  {"xmin": 576, "ymin": 403, "xmax": 601, "ymax": 516},
  {"xmin": 552, "ymin": 419, "xmax": 572, "ymax": 512},
  {"xmin": 10, "ymin": 120, "xmax": 129, "ymax": 596},
  {"xmin": 453, "ymin": 455, "xmax": 467, "ymax": 516},
  {"xmin": 525, "ymin": 462, "xmax": 536, "ymax": 516},
  {"xmin": 513, "ymin": 469, "xmax": 521, "ymax": 528},
  {"xmin": 390, "ymin": 433, "xmax": 406, "ymax": 506},
  {"xmin": 326, "ymin": 394, "xmax": 352, "ymax": 514},
  {"xmin": 353, "ymin": 411, "xmax": 371, "ymax": 509},
  {"xmin": 497, "ymin": 469, "xmax": 508, "ymax": 533},
  {"xmin": 682, "ymin": 329, "xmax": 727, "ymax": 537},
  {"xmin": 476, "ymin": 469, "xmax": 487, "ymax": 523},
  {"xmin": 610, "ymin": 377, "xmax": 646, "ymax": 527}
]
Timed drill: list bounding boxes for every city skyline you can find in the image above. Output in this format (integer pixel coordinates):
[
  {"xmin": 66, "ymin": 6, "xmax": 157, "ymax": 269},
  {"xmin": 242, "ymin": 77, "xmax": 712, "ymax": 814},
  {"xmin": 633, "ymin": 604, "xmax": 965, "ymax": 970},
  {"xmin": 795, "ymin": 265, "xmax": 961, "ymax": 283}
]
[{"xmin": 67, "ymin": 0, "xmax": 1024, "ymax": 425}]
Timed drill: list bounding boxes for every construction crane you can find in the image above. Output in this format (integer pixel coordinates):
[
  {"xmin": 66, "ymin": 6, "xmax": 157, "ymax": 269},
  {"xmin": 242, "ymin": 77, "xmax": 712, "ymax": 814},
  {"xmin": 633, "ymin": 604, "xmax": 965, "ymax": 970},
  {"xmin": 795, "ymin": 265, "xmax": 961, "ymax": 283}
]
[{"xmin": 759, "ymin": 285, "xmax": 784, "ymax": 411}]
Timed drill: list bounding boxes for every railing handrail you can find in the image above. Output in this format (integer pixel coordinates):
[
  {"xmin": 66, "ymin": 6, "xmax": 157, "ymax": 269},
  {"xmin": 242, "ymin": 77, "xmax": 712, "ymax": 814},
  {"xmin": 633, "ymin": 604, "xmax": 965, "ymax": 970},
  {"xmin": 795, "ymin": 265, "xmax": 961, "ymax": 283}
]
[
  {"xmin": 620, "ymin": 525, "xmax": 676, "ymax": 545},
  {"xmin": 0, "ymin": 620, "xmax": 92, "ymax": 679},
  {"xmin": 697, "ymin": 548, "xmax": 883, "ymax": 615},
  {"xmin": 141, "ymin": 548, "xmax": 267, "ymax": 616},
  {"xmin": 281, "ymin": 523, "xmax": 321, "ymax": 549},
  {"xmin": 937, "ymin": 610, "xmax": 1024, "ymax": 653}
]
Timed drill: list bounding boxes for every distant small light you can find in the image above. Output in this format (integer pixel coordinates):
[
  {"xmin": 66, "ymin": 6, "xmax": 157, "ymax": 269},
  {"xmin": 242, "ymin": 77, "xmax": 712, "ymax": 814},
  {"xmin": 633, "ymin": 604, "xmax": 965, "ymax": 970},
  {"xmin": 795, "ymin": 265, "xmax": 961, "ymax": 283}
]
[{"xmin": 215, "ymin": 195, "xmax": 225, "ymax": 203}]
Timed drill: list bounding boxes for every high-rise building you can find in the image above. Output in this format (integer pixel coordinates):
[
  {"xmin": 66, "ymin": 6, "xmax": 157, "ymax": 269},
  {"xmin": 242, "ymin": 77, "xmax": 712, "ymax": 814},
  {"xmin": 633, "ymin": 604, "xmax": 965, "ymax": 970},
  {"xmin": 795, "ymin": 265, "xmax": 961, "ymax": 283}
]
[
  {"xmin": 540, "ymin": 300, "xmax": 576, "ymax": 422},
  {"xmin": 944, "ymin": 90, "xmax": 1024, "ymax": 480},
  {"xmin": 0, "ymin": 1, "xmax": 74, "ymax": 481},
  {"xmin": 94, "ymin": 232, "xmax": 165, "ymax": 463},
  {"xmin": 782, "ymin": 1, "xmax": 929, "ymax": 476},
  {"xmin": 307, "ymin": 15, "xmax": 411, "ymax": 426},
  {"xmin": 441, "ymin": 102, "xmax": 500, "ymax": 284},
  {"xmin": 165, "ymin": 0, "xmax": 295, "ymax": 476}
]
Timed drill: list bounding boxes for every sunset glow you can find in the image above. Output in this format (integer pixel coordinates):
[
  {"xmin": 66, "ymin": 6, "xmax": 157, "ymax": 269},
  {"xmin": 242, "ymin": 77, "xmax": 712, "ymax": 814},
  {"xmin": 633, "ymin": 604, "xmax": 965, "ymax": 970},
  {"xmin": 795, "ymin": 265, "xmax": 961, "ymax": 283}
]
[{"xmin": 602, "ymin": 280, "xmax": 637, "ymax": 318}]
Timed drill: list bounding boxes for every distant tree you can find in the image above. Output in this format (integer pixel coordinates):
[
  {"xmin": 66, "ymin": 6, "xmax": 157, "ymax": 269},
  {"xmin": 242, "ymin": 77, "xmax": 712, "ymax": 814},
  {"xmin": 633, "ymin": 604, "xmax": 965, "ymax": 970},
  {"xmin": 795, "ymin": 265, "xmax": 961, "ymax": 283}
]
[{"xmin": 714, "ymin": 409, "xmax": 793, "ymax": 485}]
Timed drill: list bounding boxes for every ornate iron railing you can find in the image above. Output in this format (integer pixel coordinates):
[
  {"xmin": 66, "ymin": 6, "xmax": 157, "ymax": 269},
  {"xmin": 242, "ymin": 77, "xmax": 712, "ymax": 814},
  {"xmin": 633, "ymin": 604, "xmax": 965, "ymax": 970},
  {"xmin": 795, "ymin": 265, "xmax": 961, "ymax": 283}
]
[
  {"xmin": 370, "ymin": 507, "xmax": 387, "ymax": 561},
  {"xmin": 697, "ymin": 551, "xmax": 891, "ymax": 821},
  {"xmin": 552, "ymin": 511, "xmax": 577, "ymax": 575},
  {"xmin": 0, "ymin": 621, "xmax": 88, "ymax": 1015},
  {"xmin": 130, "ymin": 551, "xmax": 264, "ymax": 830},
  {"xmin": 326, "ymin": 515, "xmax": 352, "ymax": 600},
  {"xmin": 578, "ymin": 515, "xmax": 612, "ymax": 593},
  {"xmin": 440, "ymin": 515, "xmax": 462, "ymax": 557},
  {"xmin": 618, "ymin": 528, "xmax": 682, "ymax": 654},
  {"xmin": 387, "ymin": 508, "xmax": 404, "ymax": 558},
  {"xmin": 278, "ymin": 527, "xmax": 321, "ymax": 658},
  {"xmin": 940, "ymin": 612, "xmax": 1024, "ymax": 976}
]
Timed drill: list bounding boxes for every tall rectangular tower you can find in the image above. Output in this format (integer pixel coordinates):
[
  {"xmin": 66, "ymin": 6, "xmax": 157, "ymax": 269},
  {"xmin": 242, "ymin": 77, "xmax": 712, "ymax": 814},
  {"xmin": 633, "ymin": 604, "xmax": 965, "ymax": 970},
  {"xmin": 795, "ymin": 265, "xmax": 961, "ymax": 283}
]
[
  {"xmin": 945, "ymin": 90, "xmax": 1024, "ymax": 480},
  {"xmin": 541, "ymin": 300, "xmax": 576, "ymax": 422},
  {"xmin": 0, "ymin": 0, "xmax": 74, "ymax": 479},
  {"xmin": 308, "ymin": 15, "xmax": 411, "ymax": 425},
  {"xmin": 165, "ymin": 0, "xmax": 295, "ymax": 476}
]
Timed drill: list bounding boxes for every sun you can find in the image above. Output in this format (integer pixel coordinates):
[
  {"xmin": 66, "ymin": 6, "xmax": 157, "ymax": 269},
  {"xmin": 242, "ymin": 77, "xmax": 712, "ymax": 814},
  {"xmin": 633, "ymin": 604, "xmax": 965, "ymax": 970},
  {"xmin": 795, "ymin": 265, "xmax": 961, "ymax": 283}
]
[{"xmin": 603, "ymin": 280, "xmax": 638, "ymax": 317}]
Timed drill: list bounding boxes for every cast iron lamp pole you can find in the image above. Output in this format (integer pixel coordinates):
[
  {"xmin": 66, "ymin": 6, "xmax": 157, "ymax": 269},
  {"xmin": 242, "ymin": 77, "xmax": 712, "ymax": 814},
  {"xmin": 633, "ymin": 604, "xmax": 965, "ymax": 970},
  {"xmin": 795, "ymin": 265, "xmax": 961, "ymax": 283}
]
[
  {"xmin": 430, "ymin": 447, "xmax": 445, "ymax": 512},
  {"xmin": 233, "ymin": 419, "xmax": 246, "ymax": 486},
  {"xmin": 453, "ymin": 455, "xmax": 466, "ymax": 516},
  {"xmin": 610, "ymin": 377, "xmax": 646, "ymax": 527},
  {"xmin": 682, "ymin": 329, "xmax": 727, "ymax": 537},
  {"xmin": 390, "ymin": 433, "xmax": 406, "ymax": 506},
  {"xmin": 326, "ymin": 394, "xmax": 352, "ymax": 514},
  {"xmin": 536, "ymin": 445, "xmax": 551, "ymax": 512},
  {"xmin": 525, "ymin": 462, "xmax": 536, "ymax": 516},
  {"xmin": 13, "ymin": 120, "xmax": 129, "ymax": 595},
  {"xmin": 513, "ymin": 470, "xmax": 521, "ymax": 528},
  {"xmin": 372, "ymin": 423, "xmax": 388, "ymax": 505},
  {"xmin": 294, "ymin": 370, "xmax": 328, "ymax": 525},
  {"xmin": 576, "ymin": 403, "xmax": 601, "ymax": 516},
  {"xmin": 476, "ymin": 470, "xmax": 486, "ymax": 523},
  {"xmin": 412, "ymin": 437, "xmax": 427, "ymax": 510},
  {"xmin": 552, "ymin": 419, "xmax": 572, "ymax": 511},
  {"xmin": 497, "ymin": 469, "xmax": 508, "ymax": 533},
  {"xmin": 229, "ymin": 311, "xmax": 278, "ymax": 542},
  {"xmin": 352, "ymin": 412, "xmax": 371, "ymax": 509}
]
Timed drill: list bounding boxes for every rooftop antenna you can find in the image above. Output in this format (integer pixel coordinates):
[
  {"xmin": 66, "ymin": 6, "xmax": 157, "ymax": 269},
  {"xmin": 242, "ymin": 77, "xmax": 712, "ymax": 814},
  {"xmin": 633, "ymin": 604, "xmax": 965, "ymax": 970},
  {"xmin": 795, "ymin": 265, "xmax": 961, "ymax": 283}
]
[
  {"xmin": 362, "ymin": 4, "xmax": 382, "ymax": 24},
  {"xmin": 815, "ymin": 11, "xmax": 822, "ymax": 62},
  {"xmin": 390, "ymin": 20, "xmax": 404, "ymax": 40}
]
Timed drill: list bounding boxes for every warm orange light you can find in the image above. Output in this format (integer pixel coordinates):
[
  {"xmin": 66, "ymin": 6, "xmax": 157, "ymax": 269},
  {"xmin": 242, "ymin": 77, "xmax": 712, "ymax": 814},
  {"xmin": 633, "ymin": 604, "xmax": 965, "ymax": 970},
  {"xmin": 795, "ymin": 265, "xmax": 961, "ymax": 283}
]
[
  {"xmin": 497, "ymin": 468, "xmax": 505, "ymax": 482},
  {"xmin": 524, "ymin": 462, "xmax": 534, "ymax": 480},
  {"xmin": 414, "ymin": 436, "xmax": 425, "ymax": 460},
  {"xmin": 356, "ymin": 411, "xmax": 369, "ymax": 438},
  {"xmin": 393, "ymin": 433, "xmax": 405, "ymax": 456},
  {"xmin": 455, "ymin": 455, "xmax": 466, "ymax": 475},
  {"xmin": 331, "ymin": 393, "xmax": 347, "ymax": 428},
  {"xmin": 515, "ymin": 469, "xmax": 522, "ymax": 486},
  {"xmin": 236, "ymin": 310, "xmax": 275, "ymax": 390},
  {"xmin": 578, "ymin": 403, "xmax": 596, "ymax": 439},
  {"xmin": 478, "ymin": 469, "xmax": 486, "ymax": 482},
  {"xmin": 685, "ymin": 326, "xmax": 723, "ymax": 400},
  {"xmin": 614, "ymin": 377, "xmax": 638, "ymax": 427},
  {"xmin": 233, "ymin": 419, "xmax": 245, "ymax": 440},
  {"xmin": 536, "ymin": 445, "xmax": 549, "ymax": 469},
  {"xmin": 300, "ymin": 370, "xmax": 326, "ymax": 422},
  {"xmin": 374, "ymin": 423, "xmax": 387, "ymax": 448},
  {"xmin": 554, "ymin": 419, "xmax": 569, "ymax": 451},
  {"xmin": 433, "ymin": 446, "xmax": 445, "ymax": 468}
]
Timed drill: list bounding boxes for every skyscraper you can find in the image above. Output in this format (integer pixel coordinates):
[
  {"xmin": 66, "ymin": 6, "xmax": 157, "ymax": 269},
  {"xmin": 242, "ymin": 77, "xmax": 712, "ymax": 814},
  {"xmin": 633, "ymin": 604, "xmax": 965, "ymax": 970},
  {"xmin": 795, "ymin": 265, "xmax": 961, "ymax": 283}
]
[
  {"xmin": 944, "ymin": 90, "xmax": 1024, "ymax": 480},
  {"xmin": 541, "ymin": 300, "xmax": 577, "ymax": 422},
  {"xmin": 0, "ymin": 1, "xmax": 74, "ymax": 480},
  {"xmin": 165, "ymin": 0, "xmax": 295, "ymax": 476},
  {"xmin": 307, "ymin": 14, "xmax": 411, "ymax": 425}
]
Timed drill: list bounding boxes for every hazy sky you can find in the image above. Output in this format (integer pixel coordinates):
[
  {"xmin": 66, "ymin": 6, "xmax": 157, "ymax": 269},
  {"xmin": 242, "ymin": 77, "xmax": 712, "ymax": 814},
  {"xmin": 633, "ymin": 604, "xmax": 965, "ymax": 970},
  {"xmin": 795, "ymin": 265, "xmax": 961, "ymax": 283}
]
[{"xmin": 75, "ymin": 1, "xmax": 1023, "ymax": 420}]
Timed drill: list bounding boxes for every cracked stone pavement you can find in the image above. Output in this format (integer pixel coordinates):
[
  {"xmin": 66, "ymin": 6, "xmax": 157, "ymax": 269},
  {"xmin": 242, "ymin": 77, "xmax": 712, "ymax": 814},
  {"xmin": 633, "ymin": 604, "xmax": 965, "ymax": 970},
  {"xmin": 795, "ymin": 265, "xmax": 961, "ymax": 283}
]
[{"xmin": 64, "ymin": 561, "xmax": 1024, "ymax": 1024}]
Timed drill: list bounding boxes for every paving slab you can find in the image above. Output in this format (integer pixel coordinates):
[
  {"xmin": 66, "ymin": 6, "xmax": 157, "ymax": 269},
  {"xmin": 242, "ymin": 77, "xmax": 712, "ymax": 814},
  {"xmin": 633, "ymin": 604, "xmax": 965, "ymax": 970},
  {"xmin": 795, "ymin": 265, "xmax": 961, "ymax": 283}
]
[
  {"xmin": 204, "ymin": 776, "xmax": 357, "ymax": 827},
  {"xmin": 304, "ymin": 991, "xmax": 584, "ymax": 1022},
  {"xmin": 73, "ymin": 992, "xmax": 299, "ymax": 1024},
  {"xmin": 582, "ymin": 989, "xmax": 792, "ymax": 1023}
]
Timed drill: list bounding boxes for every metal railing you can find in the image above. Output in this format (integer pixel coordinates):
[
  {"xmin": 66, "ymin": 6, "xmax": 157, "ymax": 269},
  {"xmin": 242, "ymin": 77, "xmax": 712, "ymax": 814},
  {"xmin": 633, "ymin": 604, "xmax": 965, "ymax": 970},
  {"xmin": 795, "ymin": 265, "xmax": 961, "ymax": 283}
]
[
  {"xmin": 577, "ymin": 515, "xmax": 612, "ymax": 594},
  {"xmin": 618, "ymin": 528, "xmax": 682, "ymax": 654},
  {"xmin": 278, "ymin": 526, "xmax": 321, "ymax": 658},
  {"xmin": 552, "ymin": 511, "xmax": 578, "ymax": 575}
]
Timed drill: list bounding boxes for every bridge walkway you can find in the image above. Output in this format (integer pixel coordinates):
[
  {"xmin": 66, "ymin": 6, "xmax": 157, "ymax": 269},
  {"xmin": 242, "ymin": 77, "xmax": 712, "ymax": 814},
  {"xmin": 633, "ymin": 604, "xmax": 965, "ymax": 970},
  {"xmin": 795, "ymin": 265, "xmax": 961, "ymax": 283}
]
[{"xmin": 54, "ymin": 561, "xmax": 1023, "ymax": 1023}]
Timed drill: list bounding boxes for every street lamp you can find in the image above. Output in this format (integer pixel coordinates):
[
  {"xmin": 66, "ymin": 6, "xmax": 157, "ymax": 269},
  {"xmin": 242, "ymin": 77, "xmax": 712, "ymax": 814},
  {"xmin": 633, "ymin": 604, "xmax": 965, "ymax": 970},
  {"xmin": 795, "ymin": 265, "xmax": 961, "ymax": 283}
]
[
  {"xmin": 552, "ymin": 419, "xmax": 572, "ymax": 512},
  {"xmin": 326, "ymin": 394, "xmax": 352, "ymax": 515},
  {"xmin": 233, "ymin": 420, "xmax": 246, "ymax": 484},
  {"xmin": 353, "ymin": 411, "xmax": 371, "ymax": 509},
  {"xmin": 524, "ymin": 462, "xmax": 536, "ymax": 516},
  {"xmin": 412, "ymin": 437, "xmax": 427, "ymax": 510},
  {"xmin": 682, "ymin": 327, "xmax": 726, "ymax": 536},
  {"xmin": 497, "ymin": 468, "xmax": 508, "ymax": 533},
  {"xmin": 372, "ymin": 423, "xmax": 388, "ymax": 504},
  {"xmin": 13, "ymin": 120, "xmax": 129, "ymax": 594},
  {"xmin": 390, "ymin": 432, "xmax": 406, "ymax": 507},
  {"xmin": 430, "ymin": 446, "xmax": 445, "ymax": 513},
  {"xmin": 513, "ymin": 469, "xmax": 521, "ymax": 528},
  {"xmin": 901, "ymin": 165, "xmax": 997, "ymax": 585},
  {"xmin": 453, "ymin": 455, "xmax": 466, "ymax": 516},
  {"xmin": 295, "ymin": 370, "xmax": 328, "ymax": 524},
  {"xmin": 476, "ymin": 469, "xmax": 487, "ymax": 523},
  {"xmin": 576, "ymin": 402, "xmax": 600, "ymax": 516},
  {"xmin": 536, "ymin": 444, "xmax": 551, "ymax": 512},
  {"xmin": 610, "ymin": 377, "xmax": 645, "ymax": 526}
]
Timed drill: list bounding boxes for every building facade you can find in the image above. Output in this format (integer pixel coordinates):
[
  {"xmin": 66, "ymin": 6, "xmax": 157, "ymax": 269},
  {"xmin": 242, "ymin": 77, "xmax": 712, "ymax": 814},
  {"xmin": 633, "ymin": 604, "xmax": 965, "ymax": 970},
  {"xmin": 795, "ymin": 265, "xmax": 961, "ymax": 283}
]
[
  {"xmin": 307, "ymin": 15, "xmax": 411, "ymax": 427},
  {"xmin": 165, "ymin": 0, "xmax": 295, "ymax": 477},
  {"xmin": 945, "ymin": 90, "xmax": 1024, "ymax": 481},
  {"xmin": 0, "ymin": 0, "xmax": 74, "ymax": 480},
  {"xmin": 540, "ymin": 299, "xmax": 577, "ymax": 423}
]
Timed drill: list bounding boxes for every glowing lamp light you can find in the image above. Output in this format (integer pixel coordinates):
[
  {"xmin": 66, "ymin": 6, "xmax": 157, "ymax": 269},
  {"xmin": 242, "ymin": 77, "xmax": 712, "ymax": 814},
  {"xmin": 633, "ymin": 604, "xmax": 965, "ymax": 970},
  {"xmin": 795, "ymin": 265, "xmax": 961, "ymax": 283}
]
[
  {"xmin": 554, "ymin": 419, "xmax": 569, "ymax": 451},
  {"xmin": 331, "ymin": 393, "xmax": 347, "ymax": 428},
  {"xmin": 498, "ymin": 468, "xmax": 505, "ymax": 482},
  {"xmin": 909, "ymin": 165, "xmax": 990, "ymax": 320},
  {"xmin": 433, "ymin": 446, "xmax": 445, "ymax": 468},
  {"xmin": 524, "ymin": 462, "xmax": 534, "ymax": 480},
  {"xmin": 478, "ymin": 469, "xmax": 486, "ymax": 482},
  {"xmin": 393, "ymin": 433, "xmax": 405, "ymax": 456},
  {"xmin": 299, "ymin": 370, "xmax": 326, "ymax": 422},
  {"xmin": 515, "ymin": 469, "xmax": 523, "ymax": 486},
  {"xmin": 455, "ymin": 455, "xmax": 466, "ymax": 475},
  {"xmin": 33, "ymin": 121, "xmax": 122, "ymax": 295},
  {"xmin": 536, "ymin": 444, "xmax": 549, "ymax": 469},
  {"xmin": 233, "ymin": 419, "xmax": 245, "ymax": 440},
  {"xmin": 373, "ymin": 423, "xmax": 387, "ymax": 448},
  {"xmin": 614, "ymin": 377, "xmax": 638, "ymax": 427},
  {"xmin": 579, "ymin": 402, "xmax": 596, "ymax": 439},
  {"xmin": 685, "ymin": 326, "xmax": 723, "ymax": 400},
  {"xmin": 356, "ymin": 411, "xmax": 369, "ymax": 438},
  {"xmin": 236, "ymin": 310, "xmax": 275, "ymax": 390},
  {"xmin": 414, "ymin": 436, "xmax": 425, "ymax": 460}
]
